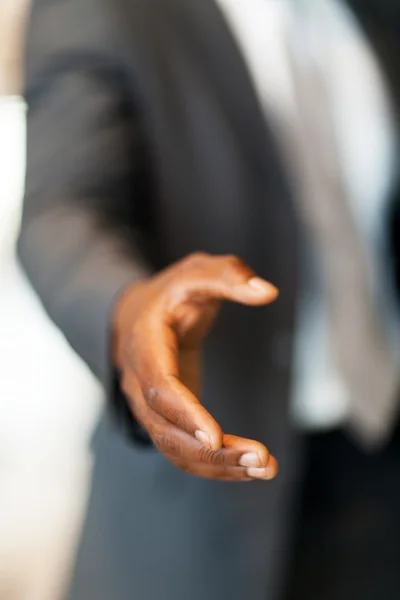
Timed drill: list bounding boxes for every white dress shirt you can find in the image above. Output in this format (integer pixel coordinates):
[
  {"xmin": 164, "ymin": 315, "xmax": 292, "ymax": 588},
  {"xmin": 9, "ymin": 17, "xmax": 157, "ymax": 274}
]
[{"xmin": 215, "ymin": 0, "xmax": 398, "ymax": 429}]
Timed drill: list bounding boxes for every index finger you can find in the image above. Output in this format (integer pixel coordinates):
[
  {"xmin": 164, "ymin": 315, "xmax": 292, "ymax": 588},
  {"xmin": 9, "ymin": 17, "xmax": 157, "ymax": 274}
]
[{"xmin": 133, "ymin": 319, "xmax": 223, "ymax": 450}]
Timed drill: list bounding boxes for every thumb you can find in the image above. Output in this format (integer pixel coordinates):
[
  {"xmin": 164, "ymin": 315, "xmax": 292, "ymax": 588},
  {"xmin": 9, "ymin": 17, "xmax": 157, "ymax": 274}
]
[
  {"xmin": 182, "ymin": 255, "xmax": 279, "ymax": 307},
  {"xmin": 230, "ymin": 275, "xmax": 279, "ymax": 306}
]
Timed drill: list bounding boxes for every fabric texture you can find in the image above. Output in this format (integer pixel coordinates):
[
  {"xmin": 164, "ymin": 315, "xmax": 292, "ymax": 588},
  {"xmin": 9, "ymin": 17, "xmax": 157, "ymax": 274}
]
[
  {"xmin": 18, "ymin": 0, "xmax": 400, "ymax": 598},
  {"xmin": 287, "ymin": 1, "xmax": 399, "ymax": 446},
  {"xmin": 215, "ymin": 0, "xmax": 399, "ymax": 444},
  {"xmin": 20, "ymin": 1, "xmax": 301, "ymax": 598}
]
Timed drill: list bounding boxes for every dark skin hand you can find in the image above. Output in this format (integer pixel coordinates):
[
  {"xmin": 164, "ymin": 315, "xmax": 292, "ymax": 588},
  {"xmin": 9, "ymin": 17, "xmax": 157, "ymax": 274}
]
[{"xmin": 113, "ymin": 253, "xmax": 279, "ymax": 481}]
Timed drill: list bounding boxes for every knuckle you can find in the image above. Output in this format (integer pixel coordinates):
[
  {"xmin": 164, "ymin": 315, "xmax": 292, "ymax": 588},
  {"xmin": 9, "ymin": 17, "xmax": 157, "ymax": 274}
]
[
  {"xmin": 197, "ymin": 446, "xmax": 225, "ymax": 466},
  {"xmin": 197, "ymin": 445, "xmax": 215, "ymax": 463},
  {"xmin": 164, "ymin": 279, "xmax": 186, "ymax": 306},
  {"xmin": 143, "ymin": 385, "xmax": 161, "ymax": 409},
  {"xmin": 170, "ymin": 408, "xmax": 192, "ymax": 432},
  {"xmin": 185, "ymin": 252, "xmax": 210, "ymax": 266},
  {"xmin": 223, "ymin": 254, "xmax": 246, "ymax": 272},
  {"xmin": 213, "ymin": 449, "xmax": 230, "ymax": 466}
]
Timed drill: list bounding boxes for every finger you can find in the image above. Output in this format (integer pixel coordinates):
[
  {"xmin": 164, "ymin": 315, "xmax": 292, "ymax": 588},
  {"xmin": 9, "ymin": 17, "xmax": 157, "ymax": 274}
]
[
  {"xmin": 122, "ymin": 366, "xmax": 222, "ymax": 451},
  {"xmin": 222, "ymin": 434, "xmax": 271, "ymax": 468},
  {"xmin": 169, "ymin": 457, "xmax": 278, "ymax": 481},
  {"xmin": 132, "ymin": 325, "xmax": 223, "ymax": 450},
  {"xmin": 121, "ymin": 373, "xmax": 278, "ymax": 479},
  {"xmin": 146, "ymin": 374, "xmax": 223, "ymax": 449},
  {"xmin": 142, "ymin": 373, "xmax": 223, "ymax": 451},
  {"xmin": 169, "ymin": 254, "xmax": 279, "ymax": 308},
  {"xmin": 142, "ymin": 405, "xmax": 275, "ymax": 473},
  {"xmin": 147, "ymin": 406, "xmax": 272, "ymax": 468},
  {"xmin": 151, "ymin": 419, "xmax": 248, "ymax": 466},
  {"xmin": 223, "ymin": 434, "xmax": 278, "ymax": 479},
  {"xmin": 124, "ymin": 313, "xmax": 223, "ymax": 450},
  {"xmin": 188, "ymin": 454, "xmax": 278, "ymax": 481},
  {"xmin": 169, "ymin": 457, "xmax": 253, "ymax": 481},
  {"xmin": 245, "ymin": 454, "xmax": 279, "ymax": 481},
  {"xmin": 121, "ymin": 373, "xmax": 266, "ymax": 469}
]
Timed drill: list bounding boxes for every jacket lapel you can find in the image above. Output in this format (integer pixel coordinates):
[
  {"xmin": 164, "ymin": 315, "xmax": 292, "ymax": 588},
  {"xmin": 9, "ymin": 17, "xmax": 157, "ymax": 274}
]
[{"xmin": 167, "ymin": 0, "xmax": 279, "ymax": 179}]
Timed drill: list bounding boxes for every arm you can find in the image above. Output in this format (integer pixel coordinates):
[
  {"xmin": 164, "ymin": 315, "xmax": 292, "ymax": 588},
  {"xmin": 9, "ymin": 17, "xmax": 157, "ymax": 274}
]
[
  {"xmin": 19, "ymin": 0, "xmax": 279, "ymax": 480},
  {"xmin": 18, "ymin": 0, "xmax": 151, "ymax": 437}
]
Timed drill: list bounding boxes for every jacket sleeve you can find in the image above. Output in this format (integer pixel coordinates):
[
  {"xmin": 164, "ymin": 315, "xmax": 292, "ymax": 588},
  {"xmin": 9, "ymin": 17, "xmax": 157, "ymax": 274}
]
[{"xmin": 18, "ymin": 0, "xmax": 152, "ymax": 443}]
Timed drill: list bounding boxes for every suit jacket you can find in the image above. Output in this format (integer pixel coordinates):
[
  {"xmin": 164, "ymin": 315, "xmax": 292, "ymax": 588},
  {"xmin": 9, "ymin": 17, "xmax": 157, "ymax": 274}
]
[{"xmin": 18, "ymin": 1, "xmax": 399, "ymax": 599}]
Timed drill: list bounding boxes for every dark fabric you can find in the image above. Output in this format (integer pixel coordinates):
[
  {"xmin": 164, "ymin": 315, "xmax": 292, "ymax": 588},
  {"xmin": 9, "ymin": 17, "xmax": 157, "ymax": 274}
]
[
  {"xmin": 20, "ymin": 1, "xmax": 301, "ymax": 598},
  {"xmin": 286, "ymin": 424, "xmax": 400, "ymax": 600},
  {"xmin": 19, "ymin": 0, "xmax": 300, "ymax": 448},
  {"xmin": 18, "ymin": 0, "xmax": 399, "ymax": 599}
]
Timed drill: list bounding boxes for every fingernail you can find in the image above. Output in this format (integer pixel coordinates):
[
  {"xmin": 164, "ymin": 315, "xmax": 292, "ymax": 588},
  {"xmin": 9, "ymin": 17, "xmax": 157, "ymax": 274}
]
[
  {"xmin": 247, "ymin": 466, "xmax": 276, "ymax": 480},
  {"xmin": 239, "ymin": 453, "xmax": 261, "ymax": 468},
  {"xmin": 248, "ymin": 277, "xmax": 278, "ymax": 297},
  {"xmin": 195, "ymin": 430, "xmax": 212, "ymax": 448}
]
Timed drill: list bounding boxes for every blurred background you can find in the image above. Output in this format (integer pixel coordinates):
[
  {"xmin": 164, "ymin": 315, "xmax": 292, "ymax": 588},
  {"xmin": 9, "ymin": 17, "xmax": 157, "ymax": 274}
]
[
  {"xmin": 1, "ymin": 1, "xmax": 400, "ymax": 599},
  {"xmin": 0, "ymin": 2, "xmax": 103, "ymax": 599}
]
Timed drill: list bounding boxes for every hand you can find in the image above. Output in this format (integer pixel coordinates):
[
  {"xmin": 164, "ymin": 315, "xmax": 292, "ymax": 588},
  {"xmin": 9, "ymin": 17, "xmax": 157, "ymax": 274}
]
[{"xmin": 113, "ymin": 253, "xmax": 279, "ymax": 481}]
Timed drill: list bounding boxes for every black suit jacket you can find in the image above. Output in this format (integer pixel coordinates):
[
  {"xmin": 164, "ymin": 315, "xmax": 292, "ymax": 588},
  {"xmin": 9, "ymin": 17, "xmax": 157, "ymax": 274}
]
[
  {"xmin": 17, "ymin": 2, "xmax": 400, "ymax": 599},
  {"xmin": 20, "ymin": 0, "xmax": 300, "ymax": 443}
]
